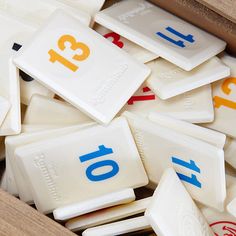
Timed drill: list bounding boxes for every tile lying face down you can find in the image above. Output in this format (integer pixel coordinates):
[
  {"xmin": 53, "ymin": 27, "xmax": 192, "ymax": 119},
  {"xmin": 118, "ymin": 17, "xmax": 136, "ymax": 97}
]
[
  {"xmin": 145, "ymin": 168, "xmax": 214, "ymax": 236},
  {"xmin": 82, "ymin": 216, "xmax": 151, "ymax": 236},
  {"xmin": 23, "ymin": 95, "xmax": 92, "ymax": 126},
  {"xmin": 65, "ymin": 197, "xmax": 151, "ymax": 232},
  {"xmin": 53, "ymin": 188, "xmax": 135, "ymax": 221},
  {"xmin": 120, "ymin": 83, "xmax": 214, "ymax": 124},
  {"xmin": 146, "ymin": 57, "xmax": 230, "ymax": 99}
]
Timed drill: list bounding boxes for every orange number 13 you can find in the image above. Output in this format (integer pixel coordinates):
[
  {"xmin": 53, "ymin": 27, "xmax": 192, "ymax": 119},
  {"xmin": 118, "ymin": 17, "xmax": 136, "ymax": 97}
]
[
  {"xmin": 214, "ymin": 77, "xmax": 236, "ymax": 110},
  {"xmin": 48, "ymin": 34, "xmax": 90, "ymax": 72}
]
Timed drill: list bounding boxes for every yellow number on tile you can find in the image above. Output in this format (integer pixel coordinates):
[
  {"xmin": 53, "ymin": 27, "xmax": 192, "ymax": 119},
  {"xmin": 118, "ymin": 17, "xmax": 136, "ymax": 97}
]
[{"xmin": 48, "ymin": 34, "xmax": 90, "ymax": 72}]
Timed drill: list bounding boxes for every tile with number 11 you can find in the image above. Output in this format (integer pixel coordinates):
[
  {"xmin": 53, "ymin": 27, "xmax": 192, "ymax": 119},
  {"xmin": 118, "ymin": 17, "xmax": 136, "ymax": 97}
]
[{"xmin": 13, "ymin": 10, "xmax": 150, "ymax": 124}]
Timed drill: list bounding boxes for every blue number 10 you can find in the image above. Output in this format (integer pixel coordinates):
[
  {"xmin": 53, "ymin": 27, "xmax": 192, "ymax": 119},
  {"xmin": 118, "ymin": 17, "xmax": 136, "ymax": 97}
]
[{"xmin": 79, "ymin": 145, "xmax": 119, "ymax": 182}]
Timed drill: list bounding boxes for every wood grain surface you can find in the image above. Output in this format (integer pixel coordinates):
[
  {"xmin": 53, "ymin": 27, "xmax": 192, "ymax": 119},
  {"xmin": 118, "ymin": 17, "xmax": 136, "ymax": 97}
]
[
  {"xmin": 0, "ymin": 189, "xmax": 76, "ymax": 236},
  {"xmin": 195, "ymin": 0, "xmax": 236, "ymax": 24}
]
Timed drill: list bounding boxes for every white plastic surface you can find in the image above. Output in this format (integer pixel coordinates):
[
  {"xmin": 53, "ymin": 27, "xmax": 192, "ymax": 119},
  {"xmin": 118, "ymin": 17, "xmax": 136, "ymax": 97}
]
[
  {"xmin": 225, "ymin": 138, "xmax": 236, "ymax": 169},
  {"xmin": 58, "ymin": 0, "xmax": 105, "ymax": 16},
  {"xmin": 95, "ymin": 24, "xmax": 158, "ymax": 63},
  {"xmin": 203, "ymin": 55, "xmax": 236, "ymax": 138},
  {"xmin": 148, "ymin": 112, "xmax": 226, "ymax": 149},
  {"xmin": 0, "ymin": 96, "xmax": 10, "ymax": 128},
  {"xmin": 5, "ymin": 123, "xmax": 94, "ymax": 203},
  {"xmin": 120, "ymin": 84, "xmax": 214, "ymax": 123},
  {"xmin": 146, "ymin": 57, "xmax": 230, "ymax": 99},
  {"xmin": 95, "ymin": 0, "xmax": 226, "ymax": 71},
  {"xmin": 82, "ymin": 216, "xmax": 151, "ymax": 236},
  {"xmin": 66, "ymin": 197, "xmax": 151, "ymax": 231},
  {"xmin": 53, "ymin": 188, "xmax": 135, "ymax": 221},
  {"xmin": 145, "ymin": 168, "xmax": 214, "ymax": 236},
  {"xmin": 14, "ymin": 117, "xmax": 148, "ymax": 213},
  {"xmin": 24, "ymin": 95, "xmax": 92, "ymax": 125},
  {"xmin": 13, "ymin": 10, "xmax": 150, "ymax": 124},
  {"xmin": 0, "ymin": 0, "xmax": 91, "ymax": 27},
  {"xmin": 123, "ymin": 111, "xmax": 226, "ymax": 210}
]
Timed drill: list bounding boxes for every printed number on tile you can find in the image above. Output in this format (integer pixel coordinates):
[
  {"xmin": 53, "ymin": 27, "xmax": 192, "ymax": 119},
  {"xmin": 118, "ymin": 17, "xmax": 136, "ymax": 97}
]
[
  {"xmin": 79, "ymin": 145, "xmax": 119, "ymax": 182},
  {"xmin": 214, "ymin": 78, "xmax": 236, "ymax": 110},
  {"xmin": 48, "ymin": 34, "xmax": 90, "ymax": 72}
]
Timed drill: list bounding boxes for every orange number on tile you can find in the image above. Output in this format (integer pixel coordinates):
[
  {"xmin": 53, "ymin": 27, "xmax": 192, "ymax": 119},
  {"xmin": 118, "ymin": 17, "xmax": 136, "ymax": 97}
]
[
  {"xmin": 48, "ymin": 34, "xmax": 90, "ymax": 72},
  {"xmin": 214, "ymin": 78, "xmax": 236, "ymax": 110}
]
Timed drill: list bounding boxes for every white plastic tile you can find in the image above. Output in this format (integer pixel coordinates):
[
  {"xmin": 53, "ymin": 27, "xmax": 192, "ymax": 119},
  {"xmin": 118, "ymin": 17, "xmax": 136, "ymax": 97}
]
[
  {"xmin": 66, "ymin": 197, "xmax": 151, "ymax": 231},
  {"xmin": 5, "ymin": 123, "xmax": 94, "ymax": 203},
  {"xmin": 24, "ymin": 95, "xmax": 92, "ymax": 125},
  {"xmin": 59, "ymin": 0, "xmax": 105, "ymax": 17},
  {"xmin": 146, "ymin": 57, "xmax": 230, "ymax": 99},
  {"xmin": 12, "ymin": 42, "xmax": 55, "ymax": 106},
  {"xmin": 203, "ymin": 55, "xmax": 236, "ymax": 138},
  {"xmin": 145, "ymin": 168, "xmax": 214, "ymax": 236},
  {"xmin": 95, "ymin": 24, "xmax": 158, "ymax": 63},
  {"xmin": 148, "ymin": 112, "xmax": 226, "ymax": 149},
  {"xmin": 82, "ymin": 216, "xmax": 151, "ymax": 236},
  {"xmin": 13, "ymin": 10, "xmax": 150, "ymax": 124},
  {"xmin": 225, "ymin": 138, "xmax": 236, "ymax": 169},
  {"xmin": 53, "ymin": 188, "xmax": 135, "ymax": 221},
  {"xmin": 201, "ymin": 206, "xmax": 236, "ymax": 236},
  {"xmin": 0, "ymin": 11, "xmax": 34, "ymax": 135},
  {"xmin": 120, "ymin": 83, "xmax": 214, "ymax": 123},
  {"xmin": 95, "ymin": 0, "xmax": 226, "ymax": 71},
  {"xmin": 0, "ymin": 0, "xmax": 91, "ymax": 27},
  {"xmin": 200, "ymin": 175, "xmax": 236, "ymax": 236},
  {"xmin": 14, "ymin": 117, "xmax": 148, "ymax": 213},
  {"xmin": 123, "ymin": 111, "xmax": 226, "ymax": 210},
  {"xmin": 0, "ymin": 96, "xmax": 10, "ymax": 128}
]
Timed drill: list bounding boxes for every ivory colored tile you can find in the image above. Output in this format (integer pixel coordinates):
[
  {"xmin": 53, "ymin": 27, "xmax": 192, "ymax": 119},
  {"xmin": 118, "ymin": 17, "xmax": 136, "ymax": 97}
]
[
  {"xmin": 82, "ymin": 216, "xmax": 151, "ymax": 236},
  {"xmin": 53, "ymin": 188, "xmax": 135, "ymax": 221},
  {"xmin": 95, "ymin": 0, "xmax": 226, "ymax": 71},
  {"xmin": 148, "ymin": 112, "xmax": 226, "ymax": 149},
  {"xmin": 146, "ymin": 57, "xmax": 230, "ymax": 99},
  {"xmin": 66, "ymin": 197, "xmax": 151, "ymax": 231},
  {"xmin": 120, "ymin": 83, "xmax": 214, "ymax": 123},
  {"xmin": 61, "ymin": 0, "xmax": 105, "ymax": 16},
  {"xmin": 94, "ymin": 24, "xmax": 158, "ymax": 63},
  {"xmin": 14, "ymin": 117, "xmax": 148, "ymax": 213},
  {"xmin": 24, "ymin": 95, "xmax": 92, "ymax": 126},
  {"xmin": 202, "ymin": 55, "xmax": 236, "ymax": 138},
  {"xmin": 5, "ymin": 123, "xmax": 94, "ymax": 203},
  {"xmin": 122, "ymin": 111, "xmax": 226, "ymax": 210},
  {"xmin": 225, "ymin": 138, "xmax": 236, "ymax": 169},
  {"xmin": 12, "ymin": 41, "xmax": 55, "ymax": 106},
  {"xmin": 145, "ymin": 168, "xmax": 214, "ymax": 236},
  {"xmin": 0, "ymin": 0, "xmax": 91, "ymax": 27},
  {"xmin": 201, "ymin": 206, "xmax": 236, "ymax": 236},
  {"xmin": 199, "ymin": 175, "xmax": 236, "ymax": 235},
  {"xmin": 13, "ymin": 10, "xmax": 150, "ymax": 124},
  {"xmin": 0, "ymin": 96, "xmax": 10, "ymax": 128}
]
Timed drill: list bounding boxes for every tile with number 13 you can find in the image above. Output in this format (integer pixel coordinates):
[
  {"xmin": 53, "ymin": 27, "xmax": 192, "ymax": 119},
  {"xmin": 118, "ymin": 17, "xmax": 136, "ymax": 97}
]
[{"xmin": 13, "ymin": 10, "xmax": 150, "ymax": 124}]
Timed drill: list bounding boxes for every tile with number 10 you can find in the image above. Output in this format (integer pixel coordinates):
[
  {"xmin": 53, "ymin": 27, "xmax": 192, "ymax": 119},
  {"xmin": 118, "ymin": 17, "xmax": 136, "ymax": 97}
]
[
  {"xmin": 13, "ymin": 10, "xmax": 150, "ymax": 124},
  {"xmin": 14, "ymin": 117, "xmax": 148, "ymax": 213}
]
